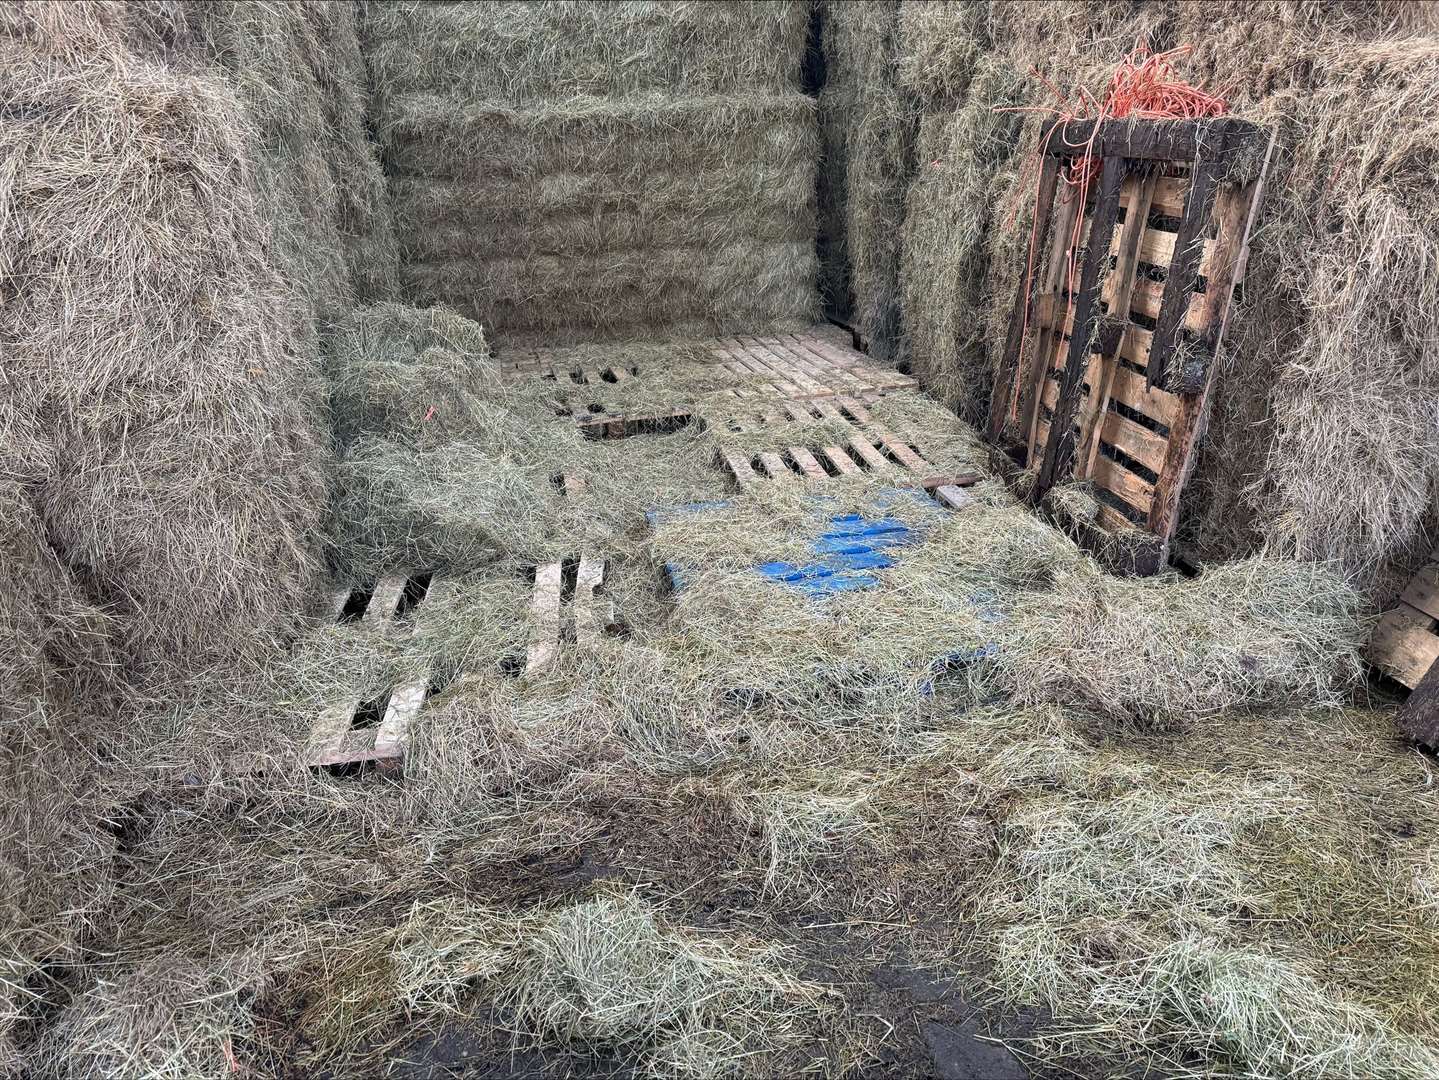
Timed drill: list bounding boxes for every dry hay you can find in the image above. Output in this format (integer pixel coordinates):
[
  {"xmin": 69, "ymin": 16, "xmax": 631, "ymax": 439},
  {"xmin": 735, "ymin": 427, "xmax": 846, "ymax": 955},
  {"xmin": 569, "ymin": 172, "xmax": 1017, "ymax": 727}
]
[
  {"xmin": 185, "ymin": 0, "xmax": 400, "ymax": 315},
  {"xmin": 362, "ymin": 0, "xmax": 809, "ymax": 104},
  {"xmin": 366, "ymin": 1, "xmax": 819, "ymax": 345},
  {"xmin": 968, "ymin": 706, "xmax": 1439, "ymax": 1076},
  {"xmin": 404, "ymin": 241, "xmax": 819, "ymax": 340},
  {"xmin": 0, "ymin": 12, "xmax": 328, "ymax": 673},
  {"xmin": 890, "ymin": 1, "xmax": 1439, "ymax": 604},
  {"xmin": 0, "ymin": 482, "xmax": 120, "ymax": 1073},
  {"xmin": 324, "ymin": 301, "xmax": 495, "ymax": 446},
  {"xmin": 648, "ymin": 479, "xmax": 1364, "ymax": 730},
  {"xmin": 816, "ymin": 1, "xmax": 910, "ymax": 360}
]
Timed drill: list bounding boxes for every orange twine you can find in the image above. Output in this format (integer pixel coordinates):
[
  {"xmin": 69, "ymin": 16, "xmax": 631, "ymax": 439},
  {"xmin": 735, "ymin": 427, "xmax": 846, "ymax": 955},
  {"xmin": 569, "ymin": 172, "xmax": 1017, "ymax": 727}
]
[{"xmin": 1002, "ymin": 44, "xmax": 1227, "ymax": 425}]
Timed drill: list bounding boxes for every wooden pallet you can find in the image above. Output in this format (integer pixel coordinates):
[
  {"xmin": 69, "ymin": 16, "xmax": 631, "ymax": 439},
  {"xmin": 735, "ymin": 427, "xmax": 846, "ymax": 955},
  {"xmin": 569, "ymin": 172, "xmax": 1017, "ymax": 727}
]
[
  {"xmin": 722, "ymin": 396, "xmax": 874, "ymax": 435},
  {"xmin": 524, "ymin": 554, "xmax": 613, "ymax": 674},
  {"xmin": 499, "ymin": 355, "xmax": 638, "ymax": 385},
  {"xmin": 569, "ymin": 405, "xmax": 695, "ymax": 439},
  {"xmin": 308, "ymin": 571, "xmax": 436, "ymax": 770},
  {"xmin": 986, "ymin": 118, "xmax": 1273, "ymax": 575},
  {"xmin": 1371, "ymin": 549, "xmax": 1439, "ymax": 746},
  {"xmin": 712, "ymin": 330, "xmax": 915, "ymax": 402}
]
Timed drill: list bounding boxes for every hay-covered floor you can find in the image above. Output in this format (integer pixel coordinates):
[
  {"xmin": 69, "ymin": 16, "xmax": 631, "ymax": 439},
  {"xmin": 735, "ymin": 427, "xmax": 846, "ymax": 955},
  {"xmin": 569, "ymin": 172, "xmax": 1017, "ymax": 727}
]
[{"xmin": 23, "ymin": 311, "xmax": 1437, "ymax": 1080}]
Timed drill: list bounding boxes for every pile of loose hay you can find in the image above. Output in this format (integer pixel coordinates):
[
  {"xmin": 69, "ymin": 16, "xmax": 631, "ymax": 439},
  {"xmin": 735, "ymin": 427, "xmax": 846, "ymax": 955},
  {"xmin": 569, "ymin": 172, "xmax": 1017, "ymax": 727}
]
[{"xmin": 364, "ymin": 0, "xmax": 820, "ymax": 343}]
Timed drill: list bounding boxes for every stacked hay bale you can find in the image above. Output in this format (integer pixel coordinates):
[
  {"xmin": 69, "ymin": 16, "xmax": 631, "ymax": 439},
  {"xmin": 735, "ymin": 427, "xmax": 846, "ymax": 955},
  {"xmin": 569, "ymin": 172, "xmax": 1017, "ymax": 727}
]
[
  {"xmin": 816, "ymin": 1, "xmax": 910, "ymax": 363},
  {"xmin": 184, "ymin": 0, "xmax": 400, "ymax": 321},
  {"xmin": 884, "ymin": 0, "xmax": 1438, "ymax": 603},
  {"xmin": 363, "ymin": 0, "xmax": 819, "ymax": 344}
]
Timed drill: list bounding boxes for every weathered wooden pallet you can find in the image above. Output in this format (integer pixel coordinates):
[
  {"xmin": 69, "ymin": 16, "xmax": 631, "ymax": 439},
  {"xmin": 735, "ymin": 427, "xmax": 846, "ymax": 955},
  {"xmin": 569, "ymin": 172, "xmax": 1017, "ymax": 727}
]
[
  {"xmin": 986, "ymin": 117, "xmax": 1273, "ymax": 575},
  {"xmin": 568, "ymin": 405, "xmax": 695, "ymax": 439},
  {"xmin": 712, "ymin": 330, "xmax": 915, "ymax": 403},
  {"xmin": 499, "ymin": 354, "xmax": 639, "ymax": 385},
  {"xmin": 1371, "ymin": 549, "xmax": 1439, "ymax": 747},
  {"xmin": 524, "ymin": 554, "xmax": 614, "ymax": 674},
  {"xmin": 722, "ymin": 395, "xmax": 876, "ymax": 435},
  {"xmin": 723, "ymin": 436, "xmax": 977, "ymax": 500},
  {"xmin": 309, "ymin": 571, "xmax": 437, "ymax": 770}
]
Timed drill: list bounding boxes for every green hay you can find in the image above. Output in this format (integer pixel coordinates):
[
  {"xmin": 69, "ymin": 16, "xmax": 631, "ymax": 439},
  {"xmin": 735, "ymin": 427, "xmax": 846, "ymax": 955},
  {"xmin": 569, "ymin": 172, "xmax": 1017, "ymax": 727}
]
[{"xmin": 362, "ymin": 0, "xmax": 808, "ymax": 104}]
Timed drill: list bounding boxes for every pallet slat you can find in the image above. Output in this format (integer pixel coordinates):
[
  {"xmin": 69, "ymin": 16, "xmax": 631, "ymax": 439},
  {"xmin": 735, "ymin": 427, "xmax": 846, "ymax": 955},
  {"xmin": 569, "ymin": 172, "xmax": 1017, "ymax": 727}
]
[{"xmin": 526, "ymin": 562, "xmax": 563, "ymax": 674}]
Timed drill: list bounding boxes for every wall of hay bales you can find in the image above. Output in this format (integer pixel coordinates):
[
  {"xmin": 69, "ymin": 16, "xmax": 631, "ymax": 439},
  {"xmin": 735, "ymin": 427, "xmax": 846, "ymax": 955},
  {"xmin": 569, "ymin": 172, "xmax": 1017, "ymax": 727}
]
[
  {"xmin": 362, "ymin": 0, "xmax": 820, "ymax": 344},
  {"xmin": 0, "ymin": 0, "xmax": 397, "ymax": 1059},
  {"xmin": 847, "ymin": 0, "xmax": 1439, "ymax": 605}
]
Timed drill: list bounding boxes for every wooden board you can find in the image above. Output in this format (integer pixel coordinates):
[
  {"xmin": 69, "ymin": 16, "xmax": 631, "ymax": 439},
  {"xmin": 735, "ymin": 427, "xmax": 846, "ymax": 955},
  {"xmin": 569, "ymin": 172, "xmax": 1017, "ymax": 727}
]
[
  {"xmin": 307, "ymin": 571, "xmax": 438, "ymax": 770},
  {"xmin": 526, "ymin": 562, "xmax": 563, "ymax": 674}
]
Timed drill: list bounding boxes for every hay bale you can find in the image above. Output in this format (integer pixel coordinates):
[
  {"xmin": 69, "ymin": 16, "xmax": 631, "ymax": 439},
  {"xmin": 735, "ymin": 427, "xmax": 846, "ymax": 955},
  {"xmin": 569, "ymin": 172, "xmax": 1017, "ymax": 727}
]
[
  {"xmin": 0, "ymin": 482, "xmax": 119, "ymax": 1073},
  {"xmin": 816, "ymin": 1, "xmax": 910, "ymax": 359},
  {"xmin": 365, "ymin": 3, "xmax": 819, "ymax": 344},
  {"xmin": 363, "ymin": 0, "xmax": 809, "ymax": 103},
  {"xmin": 324, "ymin": 302, "xmax": 495, "ymax": 446},
  {"xmin": 402, "ymin": 241, "xmax": 817, "ymax": 338},
  {"xmin": 186, "ymin": 0, "xmax": 400, "ymax": 315},
  {"xmin": 0, "ymin": 27, "xmax": 328, "ymax": 670}
]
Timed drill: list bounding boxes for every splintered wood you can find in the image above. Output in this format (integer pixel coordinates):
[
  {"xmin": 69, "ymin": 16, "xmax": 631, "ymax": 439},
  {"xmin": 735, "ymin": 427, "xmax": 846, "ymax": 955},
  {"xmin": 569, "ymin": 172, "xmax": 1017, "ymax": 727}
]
[
  {"xmin": 307, "ymin": 571, "xmax": 436, "ymax": 770},
  {"xmin": 988, "ymin": 117, "xmax": 1273, "ymax": 575},
  {"xmin": 525, "ymin": 555, "xmax": 610, "ymax": 674},
  {"xmin": 1372, "ymin": 548, "xmax": 1439, "ymax": 748}
]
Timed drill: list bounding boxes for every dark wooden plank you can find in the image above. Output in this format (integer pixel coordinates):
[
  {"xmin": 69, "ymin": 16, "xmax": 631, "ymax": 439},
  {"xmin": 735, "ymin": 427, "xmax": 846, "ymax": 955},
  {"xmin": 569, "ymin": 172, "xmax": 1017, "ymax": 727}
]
[
  {"xmin": 1399, "ymin": 657, "xmax": 1439, "ymax": 750},
  {"xmin": 1402, "ymin": 563, "xmax": 1439, "ymax": 621},
  {"xmin": 1036, "ymin": 153, "xmax": 1128, "ymax": 497},
  {"xmin": 989, "ymin": 155, "xmax": 1061, "ymax": 443},
  {"xmin": 1145, "ymin": 135, "xmax": 1229, "ymax": 391},
  {"xmin": 1175, "ymin": 131, "xmax": 1276, "ymax": 394},
  {"xmin": 1042, "ymin": 116, "xmax": 1264, "ymax": 162}
]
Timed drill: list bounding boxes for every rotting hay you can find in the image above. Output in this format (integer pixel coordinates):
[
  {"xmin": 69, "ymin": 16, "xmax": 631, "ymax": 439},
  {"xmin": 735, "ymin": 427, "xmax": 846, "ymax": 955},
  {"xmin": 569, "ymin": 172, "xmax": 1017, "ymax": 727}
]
[{"xmin": 0, "ymin": 17, "xmax": 328, "ymax": 673}]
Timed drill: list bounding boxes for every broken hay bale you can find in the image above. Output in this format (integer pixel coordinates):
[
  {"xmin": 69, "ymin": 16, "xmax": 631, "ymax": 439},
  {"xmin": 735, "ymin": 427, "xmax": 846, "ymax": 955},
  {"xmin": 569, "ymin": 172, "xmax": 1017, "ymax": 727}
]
[
  {"xmin": 997, "ymin": 556, "xmax": 1367, "ymax": 726},
  {"xmin": 0, "ymin": 43, "xmax": 328, "ymax": 672},
  {"xmin": 333, "ymin": 436, "xmax": 556, "ymax": 577},
  {"xmin": 362, "ymin": 0, "xmax": 809, "ymax": 104},
  {"xmin": 324, "ymin": 302, "xmax": 495, "ymax": 446},
  {"xmin": 186, "ymin": 0, "xmax": 400, "ymax": 315}
]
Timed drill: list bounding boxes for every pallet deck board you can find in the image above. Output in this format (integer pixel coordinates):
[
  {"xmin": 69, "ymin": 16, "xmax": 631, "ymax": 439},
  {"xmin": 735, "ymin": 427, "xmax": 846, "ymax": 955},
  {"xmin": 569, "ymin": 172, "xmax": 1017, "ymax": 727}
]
[{"xmin": 526, "ymin": 562, "xmax": 564, "ymax": 674}]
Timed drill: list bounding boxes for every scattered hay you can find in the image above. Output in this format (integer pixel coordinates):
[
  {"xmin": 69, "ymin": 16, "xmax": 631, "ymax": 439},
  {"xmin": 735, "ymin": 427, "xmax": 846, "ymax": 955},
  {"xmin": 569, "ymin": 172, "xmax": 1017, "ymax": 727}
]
[
  {"xmin": 36, "ymin": 954, "xmax": 268, "ymax": 1080},
  {"xmin": 324, "ymin": 302, "xmax": 495, "ymax": 446}
]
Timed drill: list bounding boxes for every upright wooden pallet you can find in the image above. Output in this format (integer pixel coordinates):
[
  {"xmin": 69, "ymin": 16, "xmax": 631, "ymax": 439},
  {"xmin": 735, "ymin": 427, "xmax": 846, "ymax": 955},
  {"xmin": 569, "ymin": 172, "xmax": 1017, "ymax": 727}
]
[
  {"xmin": 1371, "ymin": 548, "xmax": 1439, "ymax": 747},
  {"xmin": 987, "ymin": 118, "xmax": 1273, "ymax": 574}
]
